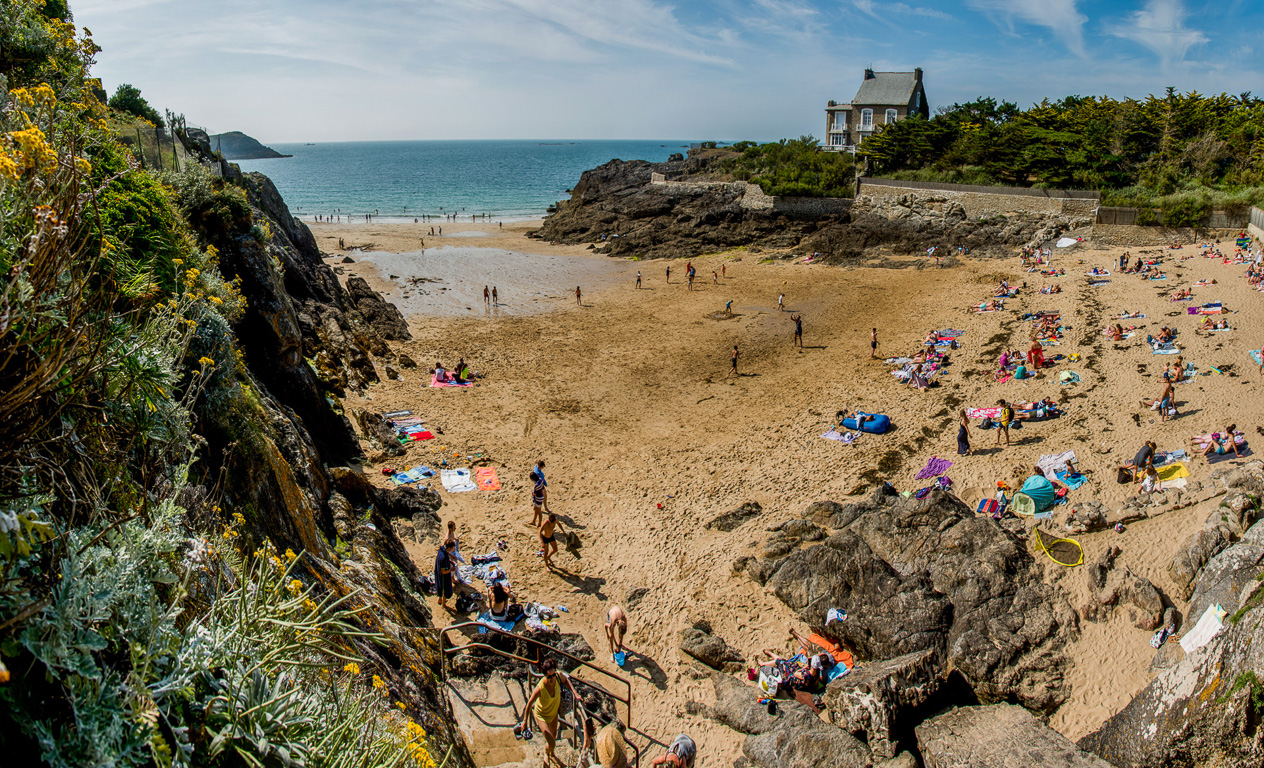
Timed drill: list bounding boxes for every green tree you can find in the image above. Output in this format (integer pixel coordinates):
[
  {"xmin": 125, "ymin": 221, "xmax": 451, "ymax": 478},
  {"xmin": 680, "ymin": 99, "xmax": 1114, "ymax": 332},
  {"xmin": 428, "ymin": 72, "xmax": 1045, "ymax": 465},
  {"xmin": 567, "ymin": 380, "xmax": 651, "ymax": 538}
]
[{"xmin": 108, "ymin": 83, "xmax": 164, "ymax": 128}]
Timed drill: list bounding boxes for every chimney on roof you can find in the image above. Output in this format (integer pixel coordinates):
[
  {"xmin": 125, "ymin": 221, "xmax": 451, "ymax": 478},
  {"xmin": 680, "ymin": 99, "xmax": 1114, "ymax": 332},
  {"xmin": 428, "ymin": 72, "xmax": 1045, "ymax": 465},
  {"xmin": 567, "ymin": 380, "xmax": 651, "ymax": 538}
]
[
  {"xmin": 914, "ymin": 67, "xmax": 923, "ymax": 82},
  {"xmin": 864, "ymin": 68, "xmax": 876, "ymax": 80}
]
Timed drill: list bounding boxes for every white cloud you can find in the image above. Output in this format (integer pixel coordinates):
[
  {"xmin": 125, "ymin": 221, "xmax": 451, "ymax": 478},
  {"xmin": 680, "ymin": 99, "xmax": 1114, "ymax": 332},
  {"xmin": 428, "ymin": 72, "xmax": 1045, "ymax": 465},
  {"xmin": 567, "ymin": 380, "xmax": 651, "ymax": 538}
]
[
  {"xmin": 966, "ymin": 0, "xmax": 1087, "ymax": 56},
  {"xmin": 851, "ymin": 0, "xmax": 951, "ymax": 22},
  {"xmin": 1109, "ymin": 0, "xmax": 1208, "ymax": 66}
]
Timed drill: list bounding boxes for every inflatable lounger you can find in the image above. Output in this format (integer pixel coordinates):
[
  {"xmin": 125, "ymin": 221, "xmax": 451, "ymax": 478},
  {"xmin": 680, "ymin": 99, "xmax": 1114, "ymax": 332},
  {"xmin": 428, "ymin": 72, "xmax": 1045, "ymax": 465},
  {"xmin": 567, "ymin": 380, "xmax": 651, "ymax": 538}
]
[{"xmin": 843, "ymin": 413, "xmax": 890, "ymax": 434}]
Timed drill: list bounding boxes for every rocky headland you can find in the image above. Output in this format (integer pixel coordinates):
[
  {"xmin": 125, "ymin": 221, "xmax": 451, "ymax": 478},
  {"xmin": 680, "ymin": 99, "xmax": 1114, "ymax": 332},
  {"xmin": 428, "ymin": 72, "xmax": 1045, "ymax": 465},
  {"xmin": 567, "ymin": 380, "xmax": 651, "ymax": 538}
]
[{"xmin": 529, "ymin": 151, "xmax": 1091, "ymax": 263}]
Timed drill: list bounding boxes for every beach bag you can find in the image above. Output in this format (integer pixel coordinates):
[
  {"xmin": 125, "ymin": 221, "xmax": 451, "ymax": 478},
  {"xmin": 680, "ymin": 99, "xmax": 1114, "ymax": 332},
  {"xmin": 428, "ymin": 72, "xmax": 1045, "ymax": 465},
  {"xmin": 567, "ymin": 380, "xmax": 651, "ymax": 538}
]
[
  {"xmin": 980, "ymin": 417, "xmax": 995, "ymax": 430},
  {"xmin": 758, "ymin": 666, "xmax": 783, "ymax": 695},
  {"xmin": 1117, "ymin": 467, "xmax": 1132, "ymax": 485}
]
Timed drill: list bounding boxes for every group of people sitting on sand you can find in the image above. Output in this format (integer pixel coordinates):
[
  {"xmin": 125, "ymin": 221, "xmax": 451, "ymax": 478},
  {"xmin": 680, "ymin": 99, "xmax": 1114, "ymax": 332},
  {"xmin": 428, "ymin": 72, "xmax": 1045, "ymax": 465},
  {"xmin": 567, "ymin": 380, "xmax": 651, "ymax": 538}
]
[
  {"xmin": 1170, "ymin": 287, "xmax": 1193, "ymax": 301},
  {"xmin": 433, "ymin": 359, "xmax": 476, "ymax": 384}
]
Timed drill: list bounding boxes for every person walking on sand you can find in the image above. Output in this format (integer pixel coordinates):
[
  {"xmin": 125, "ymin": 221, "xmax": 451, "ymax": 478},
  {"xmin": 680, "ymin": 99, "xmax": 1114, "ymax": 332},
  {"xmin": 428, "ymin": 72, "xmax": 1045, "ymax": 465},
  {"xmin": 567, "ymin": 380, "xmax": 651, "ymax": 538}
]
[
  {"xmin": 997, "ymin": 399, "xmax": 1014, "ymax": 447},
  {"xmin": 492, "ymin": 286, "xmax": 499, "ymax": 305},
  {"xmin": 517, "ymin": 657, "xmax": 580, "ymax": 767},
  {"xmin": 434, "ymin": 539, "xmax": 456, "ymax": 611},
  {"xmin": 725, "ymin": 300, "xmax": 732, "ymax": 317},
  {"xmin": 576, "ymin": 286, "xmax": 583, "ymax": 305},
  {"xmin": 650, "ymin": 734, "xmax": 697, "ymax": 768},
  {"xmin": 531, "ymin": 460, "xmax": 549, "ymax": 526},
  {"xmin": 870, "ymin": 328, "xmax": 880, "ymax": 359},
  {"xmin": 539, "ymin": 513, "xmax": 563, "ymax": 568},
  {"xmin": 712, "ymin": 270, "xmax": 718, "ymax": 285},
  {"xmin": 666, "ymin": 265, "xmax": 671, "ymax": 284},
  {"xmin": 791, "ymin": 314, "xmax": 803, "ymax": 349},
  {"xmin": 722, "ymin": 264, "xmax": 726, "ymax": 279},
  {"xmin": 957, "ymin": 409, "xmax": 971, "ymax": 455},
  {"xmin": 729, "ymin": 345, "xmax": 740, "ymax": 377},
  {"xmin": 687, "ymin": 272, "xmax": 694, "ymax": 291},
  {"xmin": 605, "ymin": 604, "xmax": 628, "ymax": 663},
  {"xmin": 484, "ymin": 285, "xmax": 490, "ymax": 305},
  {"xmin": 636, "ymin": 271, "xmax": 642, "ymax": 289},
  {"xmin": 778, "ymin": 293, "xmax": 785, "ymax": 312}
]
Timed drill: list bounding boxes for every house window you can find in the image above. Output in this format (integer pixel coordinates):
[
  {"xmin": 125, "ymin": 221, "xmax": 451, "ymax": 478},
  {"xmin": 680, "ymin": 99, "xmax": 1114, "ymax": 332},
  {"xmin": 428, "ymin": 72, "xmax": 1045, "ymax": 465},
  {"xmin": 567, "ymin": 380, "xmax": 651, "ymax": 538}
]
[
  {"xmin": 885, "ymin": 109, "xmax": 898, "ymax": 124},
  {"xmin": 829, "ymin": 133, "xmax": 844, "ymax": 146},
  {"xmin": 833, "ymin": 113, "xmax": 847, "ymax": 131},
  {"xmin": 861, "ymin": 109, "xmax": 873, "ymax": 128}
]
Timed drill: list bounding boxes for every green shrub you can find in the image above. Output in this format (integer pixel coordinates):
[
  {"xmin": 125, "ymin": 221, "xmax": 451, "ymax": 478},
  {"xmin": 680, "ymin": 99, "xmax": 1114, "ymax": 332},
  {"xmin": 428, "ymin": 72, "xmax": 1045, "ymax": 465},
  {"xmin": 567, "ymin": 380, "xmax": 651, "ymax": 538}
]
[
  {"xmin": 108, "ymin": 83, "xmax": 163, "ymax": 128},
  {"xmin": 1160, "ymin": 196, "xmax": 1210, "ymax": 228}
]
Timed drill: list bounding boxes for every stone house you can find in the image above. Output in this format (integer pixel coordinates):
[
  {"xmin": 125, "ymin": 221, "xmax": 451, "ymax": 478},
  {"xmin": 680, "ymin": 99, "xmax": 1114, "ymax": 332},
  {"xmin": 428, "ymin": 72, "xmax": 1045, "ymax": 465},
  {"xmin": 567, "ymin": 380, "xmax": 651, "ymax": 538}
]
[{"xmin": 824, "ymin": 68, "xmax": 929, "ymax": 152}]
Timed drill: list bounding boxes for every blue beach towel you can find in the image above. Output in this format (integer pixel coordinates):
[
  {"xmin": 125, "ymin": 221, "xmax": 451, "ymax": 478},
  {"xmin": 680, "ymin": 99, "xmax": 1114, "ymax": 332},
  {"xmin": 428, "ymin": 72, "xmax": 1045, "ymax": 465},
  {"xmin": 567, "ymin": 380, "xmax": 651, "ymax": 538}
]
[{"xmin": 1056, "ymin": 471, "xmax": 1088, "ymax": 490}]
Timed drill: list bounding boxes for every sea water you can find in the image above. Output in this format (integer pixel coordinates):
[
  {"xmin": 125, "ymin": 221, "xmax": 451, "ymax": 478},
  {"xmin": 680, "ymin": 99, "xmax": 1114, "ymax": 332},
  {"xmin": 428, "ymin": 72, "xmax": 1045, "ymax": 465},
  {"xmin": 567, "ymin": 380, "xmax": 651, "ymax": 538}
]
[{"xmin": 234, "ymin": 139, "xmax": 689, "ymax": 221}]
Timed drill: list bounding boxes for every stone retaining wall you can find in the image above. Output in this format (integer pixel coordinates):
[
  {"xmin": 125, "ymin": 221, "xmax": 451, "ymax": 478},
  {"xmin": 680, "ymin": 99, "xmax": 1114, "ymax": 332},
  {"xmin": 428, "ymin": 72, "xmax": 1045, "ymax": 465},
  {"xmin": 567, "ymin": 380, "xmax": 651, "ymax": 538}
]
[
  {"xmin": 858, "ymin": 179, "xmax": 1097, "ymax": 219},
  {"xmin": 1251, "ymin": 206, "xmax": 1264, "ymax": 241}
]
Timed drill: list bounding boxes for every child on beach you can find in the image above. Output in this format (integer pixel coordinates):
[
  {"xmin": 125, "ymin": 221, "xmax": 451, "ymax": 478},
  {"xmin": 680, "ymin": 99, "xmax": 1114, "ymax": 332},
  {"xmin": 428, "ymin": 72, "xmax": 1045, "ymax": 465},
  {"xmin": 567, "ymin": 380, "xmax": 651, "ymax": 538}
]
[
  {"xmin": 531, "ymin": 460, "xmax": 549, "ymax": 526},
  {"xmin": 871, "ymin": 328, "xmax": 879, "ymax": 359},
  {"xmin": 636, "ymin": 271, "xmax": 642, "ymax": 289}
]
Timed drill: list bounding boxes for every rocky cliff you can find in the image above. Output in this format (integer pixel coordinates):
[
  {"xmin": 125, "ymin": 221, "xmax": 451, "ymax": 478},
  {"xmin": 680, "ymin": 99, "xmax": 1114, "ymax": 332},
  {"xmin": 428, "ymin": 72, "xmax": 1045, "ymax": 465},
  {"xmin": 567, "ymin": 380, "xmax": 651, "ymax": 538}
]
[
  {"xmin": 531, "ymin": 154, "xmax": 1089, "ymax": 262},
  {"xmin": 177, "ymin": 140, "xmax": 471, "ymax": 767}
]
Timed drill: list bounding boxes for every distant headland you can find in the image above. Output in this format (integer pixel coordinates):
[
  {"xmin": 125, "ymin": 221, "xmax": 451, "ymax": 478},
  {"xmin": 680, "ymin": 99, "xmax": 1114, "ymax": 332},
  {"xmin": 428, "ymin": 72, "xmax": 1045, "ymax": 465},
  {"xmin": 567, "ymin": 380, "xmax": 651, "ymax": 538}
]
[{"xmin": 210, "ymin": 130, "xmax": 291, "ymax": 159}]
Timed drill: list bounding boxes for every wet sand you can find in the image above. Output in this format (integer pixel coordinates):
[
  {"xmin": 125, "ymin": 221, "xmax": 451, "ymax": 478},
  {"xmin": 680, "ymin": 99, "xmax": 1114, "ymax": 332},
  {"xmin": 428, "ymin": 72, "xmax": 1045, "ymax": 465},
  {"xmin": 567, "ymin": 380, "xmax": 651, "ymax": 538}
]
[{"xmin": 323, "ymin": 221, "xmax": 1264, "ymax": 763}]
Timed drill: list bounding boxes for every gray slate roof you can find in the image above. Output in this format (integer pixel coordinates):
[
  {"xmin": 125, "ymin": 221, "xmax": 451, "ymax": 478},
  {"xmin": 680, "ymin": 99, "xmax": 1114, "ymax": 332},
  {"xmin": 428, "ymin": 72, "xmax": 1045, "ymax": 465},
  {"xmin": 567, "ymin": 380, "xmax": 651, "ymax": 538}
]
[{"xmin": 852, "ymin": 72, "xmax": 917, "ymax": 106}]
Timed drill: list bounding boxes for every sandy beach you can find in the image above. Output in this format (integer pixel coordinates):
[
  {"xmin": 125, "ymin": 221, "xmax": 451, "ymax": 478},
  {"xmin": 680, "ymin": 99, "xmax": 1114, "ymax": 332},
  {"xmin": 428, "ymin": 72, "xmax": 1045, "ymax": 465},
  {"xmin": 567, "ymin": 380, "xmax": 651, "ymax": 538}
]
[{"xmin": 318, "ymin": 221, "xmax": 1264, "ymax": 763}]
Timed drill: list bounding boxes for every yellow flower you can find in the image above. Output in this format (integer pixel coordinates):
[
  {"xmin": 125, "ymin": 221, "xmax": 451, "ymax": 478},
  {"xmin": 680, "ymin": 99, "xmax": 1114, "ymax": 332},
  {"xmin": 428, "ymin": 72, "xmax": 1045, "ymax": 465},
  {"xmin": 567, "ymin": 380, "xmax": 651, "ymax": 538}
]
[
  {"xmin": 303, "ymin": 598, "xmax": 318, "ymax": 612},
  {"xmin": 372, "ymin": 674, "xmax": 386, "ymax": 690},
  {"xmin": 395, "ymin": 702, "xmax": 406, "ymax": 710},
  {"xmin": 172, "ymin": 259, "xmax": 183, "ymax": 265},
  {"xmin": 198, "ymin": 357, "xmax": 215, "ymax": 367},
  {"xmin": 209, "ymin": 296, "xmax": 223, "ymax": 305},
  {"xmin": 287, "ymin": 578, "xmax": 303, "ymax": 596},
  {"xmin": 9, "ymin": 88, "xmax": 35, "ymax": 109},
  {"xmin": 74, "ymin": 156, "xmax": 91, "ymax": 174},
  {"xmin": 284, "ymin": 548, "xmax": 297, "ymax": 562},
  {"xmin": 343, "ymin": 662, "xmax": 360, "ymax": 676},
  {"xmin": 232, "ymin": 512, "xmax": 244, "ymax": 524}
]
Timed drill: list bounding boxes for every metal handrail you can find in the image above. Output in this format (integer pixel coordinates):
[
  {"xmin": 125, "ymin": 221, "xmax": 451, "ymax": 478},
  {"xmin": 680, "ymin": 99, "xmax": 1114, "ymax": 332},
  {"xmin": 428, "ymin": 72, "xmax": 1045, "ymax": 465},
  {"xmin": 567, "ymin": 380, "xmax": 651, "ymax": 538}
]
[{"xmin": 438, "ymin": 620, "xmax": 635, "ymax": 729}]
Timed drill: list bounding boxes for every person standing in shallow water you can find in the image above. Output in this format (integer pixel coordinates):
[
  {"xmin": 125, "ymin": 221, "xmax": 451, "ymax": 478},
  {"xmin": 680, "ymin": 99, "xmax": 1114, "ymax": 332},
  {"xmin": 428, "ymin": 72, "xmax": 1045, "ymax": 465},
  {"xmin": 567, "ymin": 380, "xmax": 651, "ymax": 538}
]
[
  {"xmin": 484, "ymin": 286, "xmax": 490, "ymax": 305},
  {"xmin": 576, "ymin": 286, "xmax": 583, "ymax": 305},
  {"xmin": 492, "ymin": 286, "xmax": 498, "ymax": 305}
]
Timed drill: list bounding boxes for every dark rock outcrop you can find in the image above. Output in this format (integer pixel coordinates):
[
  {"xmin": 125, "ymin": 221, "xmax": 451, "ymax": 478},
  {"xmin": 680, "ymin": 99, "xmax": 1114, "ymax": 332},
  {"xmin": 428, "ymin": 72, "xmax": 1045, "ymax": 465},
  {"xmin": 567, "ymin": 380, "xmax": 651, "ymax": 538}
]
[
  {"xmin": 704, "ymin": 673, "xmax": 873, "ymax": 768},
  {"xmin": 823, "ymin": 649, "xmax": 942, "ymax": 759},
  {"xmin": 679, "ymin": 619, "xmax": 745, "ymax": 671},
  {"xmin": 1085, "ymin": 546, "xmax": 1167, "ymax": 630},
  {"xmin": 917, "ymin": 704, "xmax": 1114, "ymax": 767},
  {"xmin": 530, "ymin": 158, "xmax": 840, "ymax": 260},
  {"xmin": 707, "ymin": 501, "xmax": 763, "ymax": 532},
  {"xmin": 750, "ymin": 486, "xmax": 1078, "ymax": 713},
  {"xmin": 345, "ymin": 276, "xmax": 411, "ymax": 340}
]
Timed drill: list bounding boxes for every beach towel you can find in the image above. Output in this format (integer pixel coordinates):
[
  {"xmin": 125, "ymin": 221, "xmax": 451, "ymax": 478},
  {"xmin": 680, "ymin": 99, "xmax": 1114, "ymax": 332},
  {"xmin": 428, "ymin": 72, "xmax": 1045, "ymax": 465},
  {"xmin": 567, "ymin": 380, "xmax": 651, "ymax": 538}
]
[
  {"xmin": 476, "ymin": 611, "xmax": 517, "ymax": 634},
  {"xmin": 1084, "ymin": 269, "xmax": 1111, "ymax": 276},
  {"xmin": 1059, "ymin": 371, "xmax": 1081, "ymax": 385},
  {"xmin": 402, "ymin": 430, "xmax": 435, "ymax": 441},
  {"xmin": 1153, "ymin": 347, "xmax": 1181, "ymax": 355},
  {"xmin": 1056, "ymin": 470, "xmax": 1088, "ymax": 490},
  {"xmin": 1208, "ymin": 445, "xmax": 1253, "ymax": 464},
  {"xmin": 1157, "ymin": 463, "xmax": 1190, "ymax": 482},
  {"xmin": 884, "ymin": 357, "xmax": 914, "ymax": 365},
  {"xmin": 1180, "ymin": 604, "xmax": 1228, "ymax": 654},
  {"xmin": 1088, "ymin": 280, "xmax": 1111, "ymax": 286},
  {"xmin": 1164, "ymin": 478, "xmax": 1189, "ymax": 489},
  {"xmin": 938, "ymin": 329, "xmax": 965, "ymax": 338},
  {"xmin": 967, "ymin": 407, "xmax": 1002, "ymax": 419},
  {"xmin": 1155, "ymin": 450, "xmax": 1188, "ymax": 466},
  {"xmin": 382, "ymin": 410, "xmax": 413, "ymax": 419},
  {"xmin": 431, "ymin": 374, "xmax": 474, "ymax": 388},
  {"xmin": 821, "ymin": 430, "xmax": 858, "ymax": 444},
  {"xmin": 1056, "ymin": 237, "xmax": 1078, "ymax": 248},
  {"xmin": 915, "ymin": 457, "xmax": 953, "ymax": 480},
  {"xmin": 440, "ymin": 469, "xmax": 477, "ymax": 493},
  {"xmin": 474, "ymin": 467, "xmax": 501, "ymax": 491},
  {"xmin": 1251, "ymin": 350, "xmax": 1262, "ymax": 366},
  {"xmin": 1037, "ymin": 451, "xmax": 1077, "ymax": 481}
]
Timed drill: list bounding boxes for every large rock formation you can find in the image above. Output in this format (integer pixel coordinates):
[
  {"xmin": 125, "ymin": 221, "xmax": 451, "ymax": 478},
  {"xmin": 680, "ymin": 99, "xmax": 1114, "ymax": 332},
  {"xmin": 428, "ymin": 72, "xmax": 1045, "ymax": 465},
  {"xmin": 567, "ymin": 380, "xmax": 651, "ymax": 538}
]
[
  {"xmin": 802, "ymin": 193, "xmax": 1090, "ymax": 261},
  {"xmin": 745, "ymin": 485, "xmax": 1079, "ymax": 714},
  {"xmin": 531, "ymin": 153, "xmax": 1089, "ymax": 263},
  {"xmin": 530, "ymin": 158, "xmax": 838, "ymax": 260},
  {"xmin": 917, "ymin": 704, "xmax": 1114, "ymax": 767},
  {"xmin": 1080, "ymin": 515, "xmax": 1264, "ymax": 768}
]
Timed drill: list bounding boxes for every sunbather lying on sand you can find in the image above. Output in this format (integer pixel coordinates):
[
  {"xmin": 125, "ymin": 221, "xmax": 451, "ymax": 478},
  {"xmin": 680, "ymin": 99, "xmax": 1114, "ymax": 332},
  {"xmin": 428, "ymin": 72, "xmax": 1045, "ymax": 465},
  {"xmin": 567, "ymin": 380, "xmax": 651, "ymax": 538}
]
[
  {"xmin": 1199, "ymin": 317, "xmax": 1230, "ymax": 330},
  {"xmin": 1171, "ymin": 288, "xmax": 1192, "ymax": 300}
]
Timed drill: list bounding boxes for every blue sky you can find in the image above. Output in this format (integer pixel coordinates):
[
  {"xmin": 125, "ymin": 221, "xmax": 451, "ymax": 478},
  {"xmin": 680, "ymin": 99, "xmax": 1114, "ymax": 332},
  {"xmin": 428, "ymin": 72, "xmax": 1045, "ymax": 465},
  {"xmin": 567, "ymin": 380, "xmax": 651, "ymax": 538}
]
[{"xmin": 72, "ymin": 0, "xmax": 1264, "ymax": 143}]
